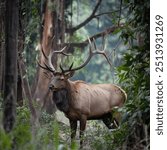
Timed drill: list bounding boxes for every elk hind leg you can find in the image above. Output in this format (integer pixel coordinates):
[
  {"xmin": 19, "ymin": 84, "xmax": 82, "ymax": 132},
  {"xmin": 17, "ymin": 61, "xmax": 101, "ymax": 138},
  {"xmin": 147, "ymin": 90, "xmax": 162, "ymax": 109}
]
[{"xmin": 79, "ymin": 115, "xmax": 87, "ymax": 149}]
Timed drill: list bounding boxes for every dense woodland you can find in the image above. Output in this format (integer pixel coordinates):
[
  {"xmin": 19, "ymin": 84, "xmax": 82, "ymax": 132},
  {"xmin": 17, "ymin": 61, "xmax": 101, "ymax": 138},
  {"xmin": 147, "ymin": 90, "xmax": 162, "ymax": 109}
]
[{"xmin": 0, "ymin": 0, "xmax": 149, "ymax": 150}]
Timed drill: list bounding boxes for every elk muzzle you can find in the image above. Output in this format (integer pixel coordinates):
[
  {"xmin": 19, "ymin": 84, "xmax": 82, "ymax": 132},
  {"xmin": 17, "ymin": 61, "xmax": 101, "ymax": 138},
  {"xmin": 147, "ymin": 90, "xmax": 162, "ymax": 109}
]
[{"xmin": 49, "ymin": 84, "xmax": 54, "ymax": 90}]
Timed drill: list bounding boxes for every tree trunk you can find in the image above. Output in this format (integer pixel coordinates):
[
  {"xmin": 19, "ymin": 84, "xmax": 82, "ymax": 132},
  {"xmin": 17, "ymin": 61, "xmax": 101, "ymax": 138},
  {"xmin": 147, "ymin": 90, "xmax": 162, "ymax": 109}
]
[
  {"xmin": 33, "ymin": 0, "xmax": 58, "ymax": 113},
  {"xmin": 0, "ymin": 0, "xmax": 5, "ymax": 94},
  {"xmin": 3, "ymin": 0, "xmax": 18, "ymax": 132},
  {"xmin": 18, "ymin": 57, "xmax": 38, "ymax": 126},
  {"xmin": 32, "ymin": 0, "xmax": 73, "ymax": 113}
]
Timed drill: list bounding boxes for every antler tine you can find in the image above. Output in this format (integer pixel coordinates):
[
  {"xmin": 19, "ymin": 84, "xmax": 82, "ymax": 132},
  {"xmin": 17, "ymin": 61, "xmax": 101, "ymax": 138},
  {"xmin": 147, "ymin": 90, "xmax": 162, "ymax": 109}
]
[
  {"xmin": 37, "ymin": 61, "xmax": 53, "ymax": 72},
  {"xmin": 39, "ymin": 46, "xmax": 56, "ymax": 72},
  {"xmin": 57, "ymin": 37, "xmax": 93, "ymax": 73},
  {"xmin": 88, "ymin": 36, "xmax": 93, "ymax": 50},
  {"xmin": 69, "ymin": 62, "xmax": 74, "ymax": 70},
  {"xmin": 59, "ymin": 37, "xmax": 111, "ymax": 73},
  {"xmin": 43, "ymin": 62, "xmax": 55, "ymax": 73},
  {"xmin": 92, "ymin": 38, "xmax": 97, "ymax": 50},
  {"xmin": 87, "ymin": 37, "xmax": 94, "ymax": 55},
  {"xmin": 60, "ymin": 64, "xmax": 65, "ymax": 73},
  {"xmin": 47, "ymin": 46, "xmax": 71, "ymax": 73},
  {"xmin": 38, "ymin": 61, "xmax": 48, "ymax": 71},
  {"xmin": 52, "ymin": 46, "xmax": 71, "ymax": 56},
  {"xmin": 38, "ymin": 45, "xmax": 55, "ymax": 72},
  {"xmin": 103, "ymin": 53, "xmax": 112, "ymax": 67},
  {"xmin": 48, "ymin": 51, "xmax": 56, "ymax": 72},
  {"xmin": 41, "ymin": 47, "xmax": 48, "ymax": 60},
  {"xmin": 59, "ymin": 62, "xmax": 74, "ymax": 74},
  {"xmin": 37, "ymin": 61, "xmax": 55, "ymax": 73},
  {"xmin": 65, "ymin": 37, "xmax": 111, "ymax": 72},
  {"xmin": 93, "ymin": 36, "xmax": 112, "ymax": 67},
  {"xmin": 96, "ymin": 50, "xmax": 112, "ymax": 67},
  {"xmin": 39, "ymin": 46, "xmax": 71, "ymax": 74},
  {"xmin": 101, "ymin": 35, "xmax": 106, "ymax": 51}
]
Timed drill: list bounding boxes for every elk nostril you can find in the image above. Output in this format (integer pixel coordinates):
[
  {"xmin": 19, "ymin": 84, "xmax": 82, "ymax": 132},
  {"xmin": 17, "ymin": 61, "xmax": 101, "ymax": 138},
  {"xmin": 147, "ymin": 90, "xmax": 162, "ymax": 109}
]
[{"xmin": 49, "ymin": 85, "xmax": 54, "ymax": 90}]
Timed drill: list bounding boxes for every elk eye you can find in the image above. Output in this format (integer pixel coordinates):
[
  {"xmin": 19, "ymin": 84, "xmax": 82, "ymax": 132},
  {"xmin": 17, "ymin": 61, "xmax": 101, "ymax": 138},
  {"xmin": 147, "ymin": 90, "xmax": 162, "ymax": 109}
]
[{"xmin": 53, "ymin": 72, "xmax": 57, "ymax": 76}]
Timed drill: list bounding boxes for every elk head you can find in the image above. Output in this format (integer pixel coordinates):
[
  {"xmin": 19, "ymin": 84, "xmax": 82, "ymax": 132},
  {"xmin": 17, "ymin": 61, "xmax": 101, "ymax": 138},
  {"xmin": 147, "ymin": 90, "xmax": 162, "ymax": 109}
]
[
  {"xmin": 39, "ymin": 38, "xmax": 112, "ymax": 92},
  {"xmin": 48, "ymin": 64, "xmax": 75, "ymax": 91}
]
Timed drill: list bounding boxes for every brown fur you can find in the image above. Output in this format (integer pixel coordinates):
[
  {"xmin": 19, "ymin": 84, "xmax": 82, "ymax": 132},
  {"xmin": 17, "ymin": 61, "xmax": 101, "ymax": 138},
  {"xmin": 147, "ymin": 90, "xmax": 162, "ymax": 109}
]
[
  {"xmin": 50, "ymin": 76, "xmax": 127, "ymax": 147},
  {"xmin": 64, "ymin": 80, "xmax": 126, "ymax": 119}
]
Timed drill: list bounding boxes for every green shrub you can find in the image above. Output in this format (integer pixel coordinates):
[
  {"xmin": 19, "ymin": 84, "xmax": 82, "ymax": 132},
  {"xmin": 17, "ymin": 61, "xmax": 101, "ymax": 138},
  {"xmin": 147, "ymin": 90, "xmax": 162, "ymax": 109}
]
[
  {"xmin": 0, "ymin": 128, "xmax": 12, "ymax": 150},
  {"xmin": 0, "ymin": 104, "xmax": 78, "ymax": 150}
]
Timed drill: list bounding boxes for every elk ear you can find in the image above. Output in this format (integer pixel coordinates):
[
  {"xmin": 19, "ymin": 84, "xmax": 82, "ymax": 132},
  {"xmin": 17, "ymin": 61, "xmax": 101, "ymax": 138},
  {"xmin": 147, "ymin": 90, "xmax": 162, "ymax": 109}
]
[{"xmin": 65, "ymin": 71, "xmax": 75, "ymax": 79}]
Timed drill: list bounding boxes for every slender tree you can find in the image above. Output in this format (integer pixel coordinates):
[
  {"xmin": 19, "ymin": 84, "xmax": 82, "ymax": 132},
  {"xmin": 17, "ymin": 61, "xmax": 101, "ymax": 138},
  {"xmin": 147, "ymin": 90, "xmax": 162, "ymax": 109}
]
[
  {"xmin": 3, "ymin": 0, "xmax": 19, "ymax": 132},
  {"xmin": 33, "ymin": 0, "xmax": 57, "ymax": 113},
  {"xmin": 0, "ymin": 0, "xmax": 5, "ymax": 93}
]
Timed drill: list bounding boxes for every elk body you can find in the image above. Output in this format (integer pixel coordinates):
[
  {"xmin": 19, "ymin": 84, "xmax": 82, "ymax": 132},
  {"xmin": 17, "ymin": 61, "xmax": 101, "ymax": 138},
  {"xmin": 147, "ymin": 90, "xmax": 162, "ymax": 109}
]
[{"xmin": 39, "ymin": 39, "xmax": 127, "ymax": 148}]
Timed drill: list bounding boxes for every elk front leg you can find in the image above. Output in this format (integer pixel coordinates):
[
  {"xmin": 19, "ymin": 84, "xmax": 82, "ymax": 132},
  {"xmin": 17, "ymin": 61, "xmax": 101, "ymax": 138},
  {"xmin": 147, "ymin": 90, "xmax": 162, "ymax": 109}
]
[
  {"xmin": 79, "ymin": 115, "xmax": 87, "ymax": 149},
  {"xmin": 69, "ymin": 119, "xmax": 77, "ymax": 141}
]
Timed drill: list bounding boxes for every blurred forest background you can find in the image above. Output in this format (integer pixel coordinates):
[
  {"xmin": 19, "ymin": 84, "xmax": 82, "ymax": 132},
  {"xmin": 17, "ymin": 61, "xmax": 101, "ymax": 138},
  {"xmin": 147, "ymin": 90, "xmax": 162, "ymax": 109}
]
[{"xmin": 0, "ymin": 0, "xmax": 149, "ymax": 150}]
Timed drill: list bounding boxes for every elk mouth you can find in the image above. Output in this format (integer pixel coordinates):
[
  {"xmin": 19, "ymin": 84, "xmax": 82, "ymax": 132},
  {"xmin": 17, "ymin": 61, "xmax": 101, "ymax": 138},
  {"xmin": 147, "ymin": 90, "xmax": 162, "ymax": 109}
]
[
  {"xmin": 51, "ymin": 88, "xmax": 60, "ymax": 91},
  {"xmin": 49, "ymin": 85, "xmax": 60, "ymax": 91},
  {"xmin": 49, "ymin": 86, "xmax": 63, "ymax": 92}
]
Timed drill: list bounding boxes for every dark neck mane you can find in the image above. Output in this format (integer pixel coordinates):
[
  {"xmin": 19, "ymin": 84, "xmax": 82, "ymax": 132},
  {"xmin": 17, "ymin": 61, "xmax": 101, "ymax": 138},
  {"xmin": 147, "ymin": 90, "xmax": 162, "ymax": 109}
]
[{"xmin": 52, "ymin": 88, "xmax": 70, "ymax": 112}]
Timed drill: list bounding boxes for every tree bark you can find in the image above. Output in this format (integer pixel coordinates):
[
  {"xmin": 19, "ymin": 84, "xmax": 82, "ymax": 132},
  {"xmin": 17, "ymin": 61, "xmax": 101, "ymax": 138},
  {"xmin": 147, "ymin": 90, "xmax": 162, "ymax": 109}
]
[
  {"xmin": 3, "ymin": 0, "xmax": 18, "ymax": 132},
  {"xmin": 0, "ymin": 0, "xmax": 5, "ymax": 94},
  {"xmin": 33, "ymin": 0, "xmax": 57, "ymax": 113},
  {"xmin": 18, "ymin": 56, "xmax": 38, "ymax": 126}
]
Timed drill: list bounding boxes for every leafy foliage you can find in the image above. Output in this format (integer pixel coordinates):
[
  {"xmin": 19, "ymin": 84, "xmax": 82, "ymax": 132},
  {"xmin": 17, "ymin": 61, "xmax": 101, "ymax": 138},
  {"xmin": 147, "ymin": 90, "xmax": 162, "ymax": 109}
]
[
  {"xmin": 113, "ymin": 0, "xmax": 149, "ymax": 149},
  {"xmin": 91, "ymin": 123, "xmax": 129, "ymax": 150},
  {"xmin": 0, "ymin": 104, "xmax": 78, "ymax": 150},
  {"xmin": 80, "ymin": 0, "xmax": 149, "ymax": 149},
  {"xmin": 20, "ymin": 0, "xmax": 41, "ymax": 84},
  {"xmin": 0, "ymin": 129, "xmax": 12, "ymax": 150}
]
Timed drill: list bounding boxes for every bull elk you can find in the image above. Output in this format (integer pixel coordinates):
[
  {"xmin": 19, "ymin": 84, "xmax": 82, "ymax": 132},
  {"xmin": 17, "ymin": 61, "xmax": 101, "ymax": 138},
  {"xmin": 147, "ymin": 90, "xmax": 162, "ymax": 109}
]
[{"xmin": 39, "ymin": 39, "xmax": 127, "ymax": 148}]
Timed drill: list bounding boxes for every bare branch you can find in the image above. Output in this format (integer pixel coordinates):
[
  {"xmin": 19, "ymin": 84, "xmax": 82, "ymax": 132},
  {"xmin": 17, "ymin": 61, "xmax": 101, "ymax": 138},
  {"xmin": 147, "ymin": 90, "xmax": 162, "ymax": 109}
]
[
  {"xmin": 84, "ymin": 24, "xmax": 124, "ymax": 43},
  {"xmin": 94, "ymin": 5, "xmax": 129, "ymax": 18},
  {"xmin": 57, "ymin": 43, "xmax": 87, "ymax": 49},
  {"xmin": 94, "ymin": 10, "xmax": 120, "ymax": 18},
  {"xmin": 118, "ymin": 0, "xmax": 123, "ymax": 26},
  {"xmin": 67, "ymin": 0, "xmax": 102, "ymax": 34},
  {"xmin": 66, "ymin": 3, "xmax": 128, "ymax": 34},
  {"xmin": 56, "ymin": 24, "xmax": 124, "ymax": 52}
]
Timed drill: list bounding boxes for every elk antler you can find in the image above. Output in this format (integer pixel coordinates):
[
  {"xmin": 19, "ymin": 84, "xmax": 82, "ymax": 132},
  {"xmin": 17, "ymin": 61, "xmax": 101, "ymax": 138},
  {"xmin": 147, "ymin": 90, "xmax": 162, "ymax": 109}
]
[
  {"xmin": 60, "ymin": 37, "xmax": 112, "ymax": 73},
  {"xmin": 39, "ymin": 37, "xmax": 112, "ymax": 74},
  {"xmin": 38, "ymin": 46, "xmax": 70, "ymax": 74}
]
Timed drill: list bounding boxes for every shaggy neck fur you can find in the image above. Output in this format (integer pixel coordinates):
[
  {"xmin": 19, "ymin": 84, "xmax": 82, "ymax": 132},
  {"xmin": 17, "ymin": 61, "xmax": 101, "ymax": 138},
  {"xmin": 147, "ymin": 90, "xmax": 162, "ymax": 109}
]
[
  {"xmin": 52, "ymin": 88, "xmax": 69, "ymax": 112},
  {"xmin": 52, "ymin": 80, "xmax": 73, "ymax": 113}
]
